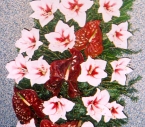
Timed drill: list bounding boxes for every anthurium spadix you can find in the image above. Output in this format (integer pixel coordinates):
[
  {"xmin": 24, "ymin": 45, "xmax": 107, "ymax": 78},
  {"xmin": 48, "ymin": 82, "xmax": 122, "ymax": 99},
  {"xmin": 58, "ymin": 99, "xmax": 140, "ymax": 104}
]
[
  {"xmin": 104, "ymin": 101, "xmax": 127, "ymax": 122},
  {"xmin": 82, "ymin": 88, "xmax": 111, "ymax": 122},
  {"xmin": 43, "ymin": 96, "xmax": 75, "ymax": 123},
  {"xmin": 107, "ymin": 22, "xmax": 132, "ymax": 49},
  {"xmin": 15, "ymin": 28, "xmax": 43, "ymax": 58},
  {"xmin": 26, "ymin": 56, "xmax": 50, "ymax": 86},
  {"xmin": 77, "ymin": 56, "xmax": 107, "ymax": 86},
  {"xmin": 110, "ymin": 58, "xmax": 133, "ymax": 85},
  {"xmin": 98, "ymin": 0, "xmax": 123, "ymax": 22},
  {"xmin": 30, "ymin": 0, "xmax": 59, "ymax": 27},
  {"xmin": 45, "ymin": 20, "xmax": 75, "ymax": 53},
  {"xmin": 6, "ymin": 54, "xmax": 29, "ymax": 84},
  {"xmin": 59, "ymin": 0, "xmax": 94, "ymax": 27}
]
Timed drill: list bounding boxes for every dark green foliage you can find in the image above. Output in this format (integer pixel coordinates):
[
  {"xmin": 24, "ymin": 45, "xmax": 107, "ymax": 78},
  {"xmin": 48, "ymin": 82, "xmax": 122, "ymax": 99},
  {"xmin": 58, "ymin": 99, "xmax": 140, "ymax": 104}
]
[
  {"xmin": 32, "ymin": 84, "xmax": 52, "ymax": 100},
  {"xmin": 14, "ymin": 0, "xmax": 141, "ymax": 126}
]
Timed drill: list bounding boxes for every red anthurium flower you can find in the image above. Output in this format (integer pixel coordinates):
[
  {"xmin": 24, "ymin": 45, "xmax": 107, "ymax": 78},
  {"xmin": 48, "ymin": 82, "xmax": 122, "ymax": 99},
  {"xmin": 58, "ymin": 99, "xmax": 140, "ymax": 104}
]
[
  {"xmin": 45, "ymin": 48, "xmax": 84, "ymax": 98},
  {"xmin": 74, "ymin": 20, "xmax": 103, "ymax": 58},
  {"xmin": 12, "ymin": 87, "xmax": 45, "ymax": 124},
  {"xmin": 40, "ymin": 119, "xmax": 79, "ymax": 127}
]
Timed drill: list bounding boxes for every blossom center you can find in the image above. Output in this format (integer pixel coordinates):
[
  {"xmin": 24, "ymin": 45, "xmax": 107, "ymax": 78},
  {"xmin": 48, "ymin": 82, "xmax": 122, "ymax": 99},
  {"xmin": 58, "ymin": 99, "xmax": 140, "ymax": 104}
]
[
  {"xmin": 87, "ymin": 65, "xmax": 98, "ymax": 76},
  {"xmin": 110, "ymin": 107, "xmax": 118, "ymax": 114},
  {"xmin": 104, "ymin": 2, "xmax": 116, "ymax": 12},
  {"xmin": 115, "ymin": 68, "xmax": 123, "ymax": 74},
  {"xmin": 52, "ymin": 101, "xmax": 63, "ymax": 113},
  {"xmin": 39, "ymin": 5, "xmax": 52, "ymax": 17},
  {"xmin": 37, "ymin": 66, "xmax": 47, "ymax": 76},
  {"xmin": 20, "ymin": 68, "xmax": 28, "ymax": 74},
  {"xmin": 115, "ymin": 31, "xmax": 123, "ymax": 39},
  {"xmin": 19, "ymin": 64, "xmax": 28, "ymax": 75},
  {"xmin": 28, "ymin": 37, "xmax": 36, "ymax": 49},
  {"xmin": 56, "ymin": 35, "xmax": 71, "ymax": 46},
  {"xmin": 68, "ymin": 0, "xmax": 83, "ymax": 13}
]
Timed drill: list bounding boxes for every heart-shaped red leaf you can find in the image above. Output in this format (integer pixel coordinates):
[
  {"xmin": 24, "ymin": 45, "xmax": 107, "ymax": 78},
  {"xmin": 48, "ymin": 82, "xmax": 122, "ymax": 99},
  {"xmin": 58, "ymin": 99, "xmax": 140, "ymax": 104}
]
[
  {"xmin": 74, "ymin": 20, "xmax": 103, "ymax": 58},
  {"xmin": 45, "ymin": 77, "xmax": 64, "ymax": 96},
  {"xmin": 12, "ymin": 87, "xmax": 45, "ymax": 124}
]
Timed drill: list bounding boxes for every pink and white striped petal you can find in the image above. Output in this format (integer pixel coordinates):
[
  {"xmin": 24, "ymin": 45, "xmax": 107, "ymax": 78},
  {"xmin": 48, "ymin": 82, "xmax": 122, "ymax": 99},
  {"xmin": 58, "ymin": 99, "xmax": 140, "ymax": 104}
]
[
  {"xmin": 45, "ymin": 20, "xmax": 75, "ymax": 53},
  {"xmin": 43, "ymin": 96, "xmax": 75, "ymax": 123},
  {"xmin": 30, "ymin": 0, "xmax": 59, "ymax": 27},
  {"xmin": 59, "ymin": 0, "xmax": 93, "ymax": 27},
  {"xmin": 77, "ymin": 56, "xmax": 107, "ymax": 86}
]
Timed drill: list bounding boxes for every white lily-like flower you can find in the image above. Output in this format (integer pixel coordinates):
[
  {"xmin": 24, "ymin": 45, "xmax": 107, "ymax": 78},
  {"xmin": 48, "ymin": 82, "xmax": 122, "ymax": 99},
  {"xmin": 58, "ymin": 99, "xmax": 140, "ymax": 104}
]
[
  {"xmin": 77, "ymin": 56, "xmax": 107, "ymax": 86},
  {"xmin": 16, "ymin": 118, "xmax": 36, "ymax": 127},
  {"xmin": 110, "ymin": 58, "xmax": 133, "ymax": 85},
  {"xmin": 107, "ymin": 22, "xmax": 132, "ymax": 49},
  {"xmin": 82, "ymin": 121, "xmax": 94, "ymax": 127},
  {"xmin": 43, "ymin": 96, "xmax": 75, "ymax": 123},
  {"xmin": 98, "ymin": 0, "xmax": 123, "ymax": 22},
  {"xmin": 15, "ymin": 28, "xmax": 43, "ymax": 58},
  {"xmin": 82, "ymin": 88, "xmax": 111, "ymax": 122},
  {"xmin": 30, "ymin": 0, "xmax": 59, "ymax": 27},
  {"xmin": 104, "ymin": 101, "xmax": 127, "ymax": 122},
  {"xmin": 45, "ymin": 20, "xmax": 75, "ymax": 53},
  {"xmin": 59, "ymin": 0, "xmax": 94, "ymax": 27},
  {"xmin": 6, "ymin": 54, "xmax": 29, "ymax": 84},
  {"xmin": 26, "ymin": 56, "xmax": 50, "ymax": 86}
]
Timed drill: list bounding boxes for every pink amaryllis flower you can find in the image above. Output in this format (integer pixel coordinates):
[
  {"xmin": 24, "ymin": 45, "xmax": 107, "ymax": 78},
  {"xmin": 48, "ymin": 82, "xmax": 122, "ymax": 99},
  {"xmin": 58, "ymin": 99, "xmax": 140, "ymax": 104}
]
[
  {"xmin": 104, "ymin": 101, "xmax": 127, "ymax": 122},
  {"xmin": 16, "ymin": 118, "xmax": 36, "ymax": 127},
  {"xmin": 43, "ymin": 96, "xmax": 75, "ymax": 123},
  {"xmin": 82, "ymin": 121, "xmax": 94, "ymax": 127},
  {"xmin": 30, "ymin": 0, "xmax": 59, "ymax": 27},
  {"xmin": 82, "ymin": 88, "xmax": 111, "ymax": 122},
  {"xmin": 110, "ymin": 58, "xmax": 133, "ymax": 85},
  {"xmin": 6, "ymin": 54, "xmax": 29, "ymax": 84},
  {"xmin": 59, "ymin": 0, "xmax": 94, "ymax": 27},
  {"xmin": 77, "ymin": 56, "xmax": 107, "ymax": 86},
  {"xmin": 107, "ymin": 22, "xmax": 132, "ymax": 49},
  {"xmin": 26, "ymin": 56, "xmax": 50, "ymax": 86},
  {"xmin": 98, "ymin": 0, "xmax": 123, "ymax": 22},
  {"xmin": 15, "ymin": 28, "xmax": 43, "ymax": 58},
  {"xmin": 45, "ymin": 20, "xmax": 75, "ymax": 53}
]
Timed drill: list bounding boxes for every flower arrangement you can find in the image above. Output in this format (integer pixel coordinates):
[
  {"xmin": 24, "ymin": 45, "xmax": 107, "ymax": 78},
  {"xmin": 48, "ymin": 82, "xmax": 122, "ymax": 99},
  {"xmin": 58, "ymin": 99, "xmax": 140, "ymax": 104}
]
[{"xmin": 6, "ymin": 0, "xmax": 141, "ymax": 127}]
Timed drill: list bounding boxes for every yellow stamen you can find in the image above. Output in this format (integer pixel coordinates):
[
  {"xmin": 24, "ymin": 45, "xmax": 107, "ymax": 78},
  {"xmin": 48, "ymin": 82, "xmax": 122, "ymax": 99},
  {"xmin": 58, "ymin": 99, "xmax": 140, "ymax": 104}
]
[
  {"xmin": 17, "ymin": 93, "xmax": 31, "ymax": 106},
  {"xmin": 89, "ymin": 30, "xmax": 98, "ymax": 42}
]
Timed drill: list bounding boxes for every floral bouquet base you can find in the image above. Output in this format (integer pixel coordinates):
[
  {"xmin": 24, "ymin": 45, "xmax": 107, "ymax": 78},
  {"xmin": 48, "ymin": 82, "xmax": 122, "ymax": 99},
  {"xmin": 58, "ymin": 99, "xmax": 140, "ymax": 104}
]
[{"xmin": 6, "ymin": 0, "xmax": 141, "ymax": 127}]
